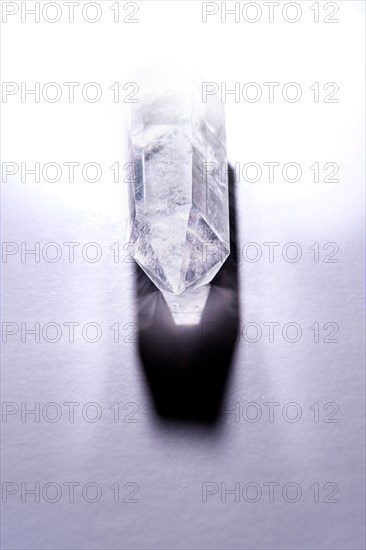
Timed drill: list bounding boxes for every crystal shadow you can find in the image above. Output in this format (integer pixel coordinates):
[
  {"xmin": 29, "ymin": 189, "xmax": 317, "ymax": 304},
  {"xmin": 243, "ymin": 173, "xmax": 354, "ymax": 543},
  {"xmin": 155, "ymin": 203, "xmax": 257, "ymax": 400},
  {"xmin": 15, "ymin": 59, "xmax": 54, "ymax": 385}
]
[{"xmin": 135, "ymin": 165, "xmax": 239, "ymax": 423}]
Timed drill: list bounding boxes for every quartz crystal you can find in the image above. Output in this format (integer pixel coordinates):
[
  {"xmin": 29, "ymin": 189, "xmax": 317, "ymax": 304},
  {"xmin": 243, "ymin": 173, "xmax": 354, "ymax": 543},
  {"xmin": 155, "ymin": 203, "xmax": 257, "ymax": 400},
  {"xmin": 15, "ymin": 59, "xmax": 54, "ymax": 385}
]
[{"xmin": 127, "ymin": 75, "xmax": 229, "ymax": 295}]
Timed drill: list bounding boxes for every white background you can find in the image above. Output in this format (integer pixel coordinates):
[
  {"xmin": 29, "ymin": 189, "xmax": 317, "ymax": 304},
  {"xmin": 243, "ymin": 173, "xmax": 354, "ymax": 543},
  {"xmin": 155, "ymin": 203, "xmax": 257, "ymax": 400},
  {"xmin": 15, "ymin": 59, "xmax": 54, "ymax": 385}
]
[{"xmin": 1, "ymin": 1, "xmax": 365, "ymax": 549}]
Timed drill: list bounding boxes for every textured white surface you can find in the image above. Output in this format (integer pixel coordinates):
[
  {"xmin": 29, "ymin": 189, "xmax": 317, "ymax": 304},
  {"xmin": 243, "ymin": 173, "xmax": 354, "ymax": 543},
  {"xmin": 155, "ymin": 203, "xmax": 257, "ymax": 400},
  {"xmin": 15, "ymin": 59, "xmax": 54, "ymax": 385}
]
[{"xmin": 1, "ymin": 2, "xmax": 365, "ymax": 549}]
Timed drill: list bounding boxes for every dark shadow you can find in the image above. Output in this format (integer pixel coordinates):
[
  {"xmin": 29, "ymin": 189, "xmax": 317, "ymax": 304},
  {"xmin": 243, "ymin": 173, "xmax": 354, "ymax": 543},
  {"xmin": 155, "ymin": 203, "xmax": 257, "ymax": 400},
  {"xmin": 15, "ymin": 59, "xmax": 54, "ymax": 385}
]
[{"xmin": 135, "ymin": 165, "xmax": 240, "ymax": 424}]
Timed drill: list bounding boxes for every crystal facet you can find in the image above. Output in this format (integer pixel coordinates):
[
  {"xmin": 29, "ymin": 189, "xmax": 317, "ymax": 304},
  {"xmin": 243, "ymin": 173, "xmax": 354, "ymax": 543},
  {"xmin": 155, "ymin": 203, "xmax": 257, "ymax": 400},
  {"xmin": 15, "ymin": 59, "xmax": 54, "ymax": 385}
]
[{"xmin": 127, "ymin": 77, "xmax": 229, "ymax": 295}]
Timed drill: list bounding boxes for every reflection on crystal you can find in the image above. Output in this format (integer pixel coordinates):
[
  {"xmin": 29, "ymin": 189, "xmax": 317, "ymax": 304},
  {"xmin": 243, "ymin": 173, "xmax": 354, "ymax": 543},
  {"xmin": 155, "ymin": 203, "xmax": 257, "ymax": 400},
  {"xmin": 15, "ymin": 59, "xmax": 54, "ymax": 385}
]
[
  {"xmin": 127, "ymin": 72, "xmax": 229, "ymax": 295},
  {"xmin": 162, "ymin": 284, "xmax": 210, "ymax": 325}
]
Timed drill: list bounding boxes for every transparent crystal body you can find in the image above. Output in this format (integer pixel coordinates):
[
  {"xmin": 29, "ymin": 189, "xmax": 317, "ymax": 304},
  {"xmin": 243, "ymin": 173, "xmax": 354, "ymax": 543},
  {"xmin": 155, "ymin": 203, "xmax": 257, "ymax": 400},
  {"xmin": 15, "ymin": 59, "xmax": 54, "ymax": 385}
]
[{"xmin": 127, "ymin": 81, "xmax": 229, "ymax": 295}]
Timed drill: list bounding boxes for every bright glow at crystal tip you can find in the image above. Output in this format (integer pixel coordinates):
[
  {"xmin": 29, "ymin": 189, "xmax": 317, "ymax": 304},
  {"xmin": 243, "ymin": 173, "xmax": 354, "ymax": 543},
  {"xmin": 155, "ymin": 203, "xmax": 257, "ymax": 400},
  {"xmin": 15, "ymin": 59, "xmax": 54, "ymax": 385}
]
[{"xmin": 127, "ymin": 72, "xmax": 230, "ymax": 297}]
